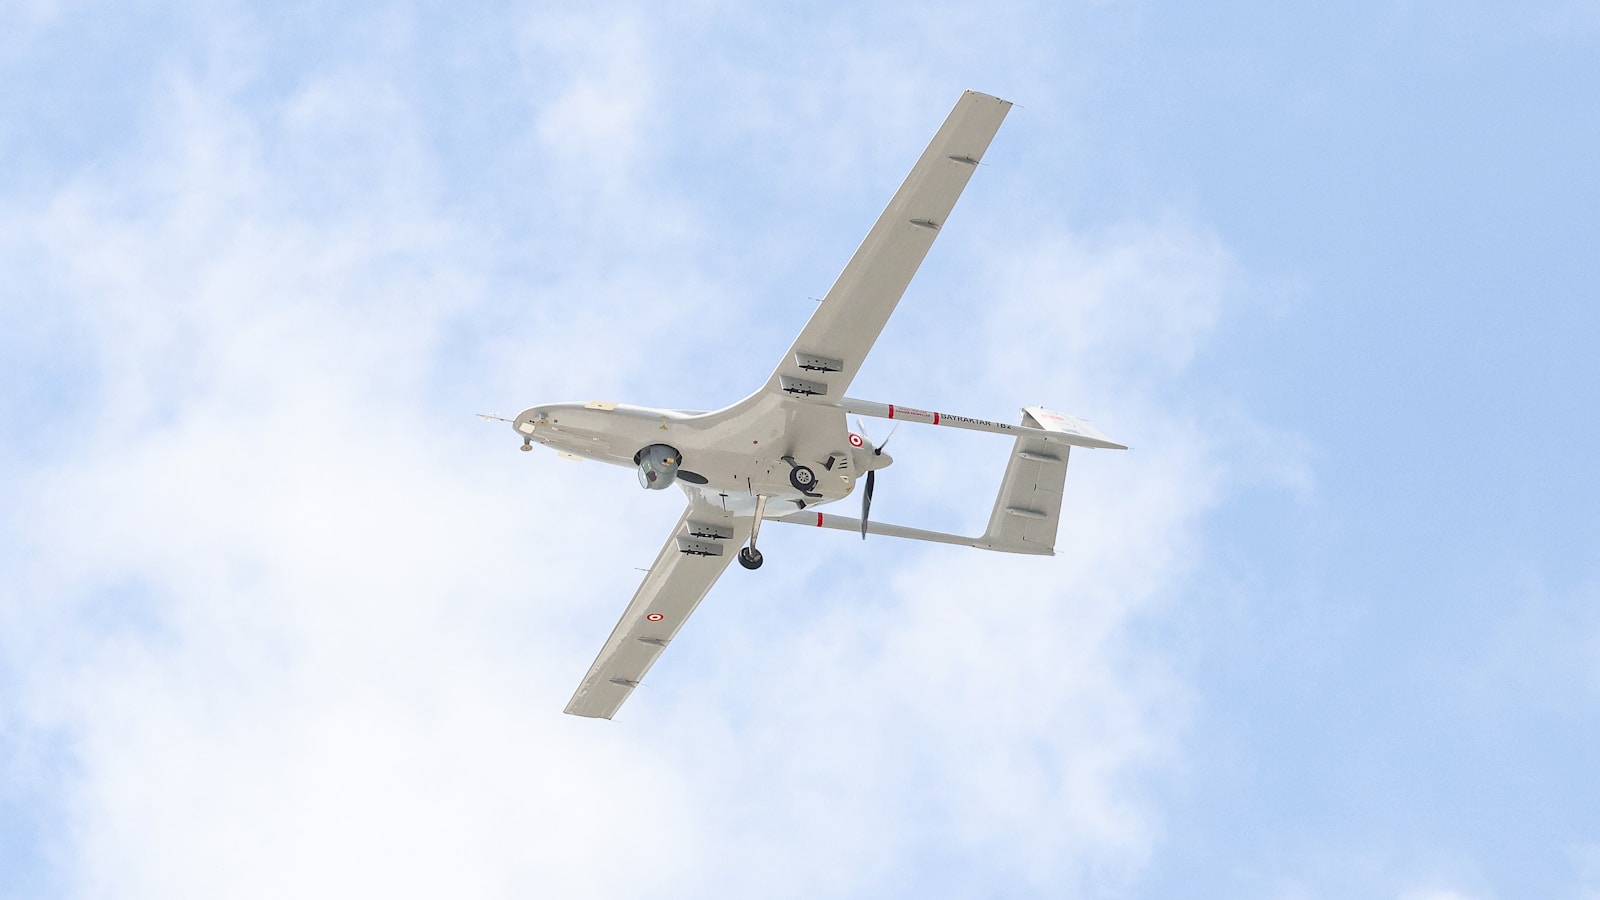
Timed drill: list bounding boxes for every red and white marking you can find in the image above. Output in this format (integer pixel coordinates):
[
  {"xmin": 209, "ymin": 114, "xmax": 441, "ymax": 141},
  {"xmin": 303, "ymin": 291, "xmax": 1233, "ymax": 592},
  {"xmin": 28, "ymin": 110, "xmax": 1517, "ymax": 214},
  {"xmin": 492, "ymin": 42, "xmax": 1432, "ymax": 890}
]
[
  {"xmin": 848, "ymin": 433, "xmax": 864, "ymax": 447},
  {"xmin": 887, "ymin": 403, "xmax": 939, "ymax": 425},
  {"xmin": 645, "ymin": 612, "xmax": 665, "ymax": 622}
]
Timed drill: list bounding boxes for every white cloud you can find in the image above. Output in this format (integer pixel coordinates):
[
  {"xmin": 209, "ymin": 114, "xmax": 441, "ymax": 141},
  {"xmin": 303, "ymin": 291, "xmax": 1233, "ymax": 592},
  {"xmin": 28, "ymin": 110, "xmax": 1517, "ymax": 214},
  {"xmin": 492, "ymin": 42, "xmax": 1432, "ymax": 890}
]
[
  {"xmin": 0, "ymin": 0, "xmax": 61, "ymax": 52},
  {"xmin": 1571, "ymin": 841, "xmax": 1600, "ymax": 900},
  {"xmin": 1399, "ymin": 888, "xmax": 1490, "ymax": 900},
  {"xmin": 0, "ymin": 8, "xmax": 1265, "ymax": 899},
  {"xmin": 519, "ymin": 10, "xmax": 658, "ymax": 199}
]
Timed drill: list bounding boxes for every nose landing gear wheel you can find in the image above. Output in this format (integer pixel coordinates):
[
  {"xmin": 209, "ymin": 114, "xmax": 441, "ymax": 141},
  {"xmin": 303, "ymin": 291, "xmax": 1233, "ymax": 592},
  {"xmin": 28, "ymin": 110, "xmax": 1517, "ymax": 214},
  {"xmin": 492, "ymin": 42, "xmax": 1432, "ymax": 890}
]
[{"xmin": 738, "ymin": 547, "xmax": 764, "ymax": 570}]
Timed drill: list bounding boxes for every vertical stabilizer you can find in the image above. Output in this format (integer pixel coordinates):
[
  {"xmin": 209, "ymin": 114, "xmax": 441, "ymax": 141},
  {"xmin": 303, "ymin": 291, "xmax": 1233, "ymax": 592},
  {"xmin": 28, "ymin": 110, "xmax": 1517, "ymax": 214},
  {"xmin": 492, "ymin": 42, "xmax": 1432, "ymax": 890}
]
[{"xmin": 977, "ymin": 409, "xmax": 1072, "ymax": 555}]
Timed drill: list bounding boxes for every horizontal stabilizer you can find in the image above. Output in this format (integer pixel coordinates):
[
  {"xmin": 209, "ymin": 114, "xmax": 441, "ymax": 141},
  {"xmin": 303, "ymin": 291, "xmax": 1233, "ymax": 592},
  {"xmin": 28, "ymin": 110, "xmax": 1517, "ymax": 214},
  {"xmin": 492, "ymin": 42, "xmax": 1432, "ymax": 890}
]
[{"xmin": 1022, "ymin": 406, "xmax": 1124, "ymax": 450}]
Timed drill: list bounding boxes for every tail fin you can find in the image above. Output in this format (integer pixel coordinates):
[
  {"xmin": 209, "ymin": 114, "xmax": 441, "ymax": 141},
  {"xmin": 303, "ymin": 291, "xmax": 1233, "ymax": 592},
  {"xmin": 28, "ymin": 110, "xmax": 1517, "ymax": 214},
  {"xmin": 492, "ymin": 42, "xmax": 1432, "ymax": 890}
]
[
  {"xmin": 774, "ymin": 406, "xmax": 1119, "ymax": 556},
  {"xmin": 976, "ymin": 407, "xmax": 1078, "ymax": 555}
]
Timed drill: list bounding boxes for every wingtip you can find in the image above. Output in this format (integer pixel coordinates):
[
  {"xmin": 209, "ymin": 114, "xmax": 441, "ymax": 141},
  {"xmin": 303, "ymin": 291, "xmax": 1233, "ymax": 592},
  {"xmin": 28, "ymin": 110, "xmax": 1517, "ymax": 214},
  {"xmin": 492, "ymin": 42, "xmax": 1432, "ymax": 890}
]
[{"xmin": 963, "ymin": 89, "xmax": 1012, "ymax": 106}]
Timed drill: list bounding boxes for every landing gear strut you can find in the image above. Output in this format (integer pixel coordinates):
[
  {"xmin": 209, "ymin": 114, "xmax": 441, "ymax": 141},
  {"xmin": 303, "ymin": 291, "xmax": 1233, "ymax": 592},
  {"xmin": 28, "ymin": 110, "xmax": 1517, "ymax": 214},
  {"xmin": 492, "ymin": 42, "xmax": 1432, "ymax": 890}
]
[{"xmin": 739, "ymin": 494, "xmax": 768, "ymax": 570}]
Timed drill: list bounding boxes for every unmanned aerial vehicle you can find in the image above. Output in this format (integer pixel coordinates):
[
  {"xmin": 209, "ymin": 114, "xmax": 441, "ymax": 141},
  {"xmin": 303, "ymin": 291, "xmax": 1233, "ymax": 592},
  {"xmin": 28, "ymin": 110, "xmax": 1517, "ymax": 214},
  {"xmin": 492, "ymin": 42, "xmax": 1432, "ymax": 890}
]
[{"xmin": 500, "ymin": 91, "xmax": 1125, "ymax": 718}]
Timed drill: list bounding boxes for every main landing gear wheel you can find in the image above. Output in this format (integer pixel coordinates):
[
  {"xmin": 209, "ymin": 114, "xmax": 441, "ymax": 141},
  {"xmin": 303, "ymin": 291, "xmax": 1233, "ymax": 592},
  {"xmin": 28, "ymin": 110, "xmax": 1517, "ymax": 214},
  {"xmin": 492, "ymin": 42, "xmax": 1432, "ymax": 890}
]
[
  {"xmin": 788, "ymin": 465, "xmax": 816, "ymax": 491},
  {"xmin": 738, "ymin": 547, "xmax": 764, "ymax": 570}
]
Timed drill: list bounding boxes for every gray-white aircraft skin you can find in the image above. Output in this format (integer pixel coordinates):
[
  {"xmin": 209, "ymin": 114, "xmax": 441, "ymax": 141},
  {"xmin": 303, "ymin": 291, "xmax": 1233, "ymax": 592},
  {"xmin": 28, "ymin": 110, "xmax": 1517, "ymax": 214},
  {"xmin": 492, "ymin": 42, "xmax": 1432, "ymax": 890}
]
[{"xmin": 503, "ymin": 91, "xmax": 1125, "ymax": 719}]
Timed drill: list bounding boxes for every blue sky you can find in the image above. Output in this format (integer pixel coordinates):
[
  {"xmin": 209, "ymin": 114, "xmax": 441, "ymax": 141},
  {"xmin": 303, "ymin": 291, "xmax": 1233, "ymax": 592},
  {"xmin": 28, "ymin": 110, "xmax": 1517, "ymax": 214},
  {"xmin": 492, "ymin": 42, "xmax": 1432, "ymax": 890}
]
[{"xmin": 3, "ymin": 1, "xmax": 1598, "ymax": 897}]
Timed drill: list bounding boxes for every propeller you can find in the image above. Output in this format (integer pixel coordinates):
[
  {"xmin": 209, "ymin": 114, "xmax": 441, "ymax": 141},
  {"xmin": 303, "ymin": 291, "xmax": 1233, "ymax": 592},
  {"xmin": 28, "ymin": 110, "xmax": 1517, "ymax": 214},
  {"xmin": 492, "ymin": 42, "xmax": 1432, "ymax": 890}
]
[
  {"xmin": 862, "ymin": 470, "xmax": 874, "ymax": 540},
  {"xmin": 855, "ymin": 419, "xmax": 897, "ymax": 540}
]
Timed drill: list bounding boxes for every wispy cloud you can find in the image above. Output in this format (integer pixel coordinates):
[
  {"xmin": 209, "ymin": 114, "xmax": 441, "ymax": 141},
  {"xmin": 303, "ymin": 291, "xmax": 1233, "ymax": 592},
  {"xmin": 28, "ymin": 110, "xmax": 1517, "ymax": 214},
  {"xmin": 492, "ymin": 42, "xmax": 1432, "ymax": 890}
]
[{"xmin": 0, "ymin": 6, "xmax": 1278, "ymax": 898}]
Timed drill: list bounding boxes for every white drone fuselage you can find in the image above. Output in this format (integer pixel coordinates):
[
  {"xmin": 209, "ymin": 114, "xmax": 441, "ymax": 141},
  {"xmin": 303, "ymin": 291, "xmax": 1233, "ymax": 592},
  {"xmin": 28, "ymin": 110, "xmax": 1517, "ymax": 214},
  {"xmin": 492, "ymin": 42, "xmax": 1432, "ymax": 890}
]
[{"xmin": 513, "ymin": 393, "xmax": 876, "ymax": 516}]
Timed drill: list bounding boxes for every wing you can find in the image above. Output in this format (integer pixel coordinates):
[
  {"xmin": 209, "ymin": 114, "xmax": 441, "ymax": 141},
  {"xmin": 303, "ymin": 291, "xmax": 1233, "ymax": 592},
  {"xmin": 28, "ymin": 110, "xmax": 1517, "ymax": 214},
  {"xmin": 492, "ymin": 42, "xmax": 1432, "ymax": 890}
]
[
  {"xmin": 766, "ymin": 90, "xmax": 1012, "ymax": 401},
  {"xmin": 564, "ymin": 496, "xmax": 754, "ymax": 719}
]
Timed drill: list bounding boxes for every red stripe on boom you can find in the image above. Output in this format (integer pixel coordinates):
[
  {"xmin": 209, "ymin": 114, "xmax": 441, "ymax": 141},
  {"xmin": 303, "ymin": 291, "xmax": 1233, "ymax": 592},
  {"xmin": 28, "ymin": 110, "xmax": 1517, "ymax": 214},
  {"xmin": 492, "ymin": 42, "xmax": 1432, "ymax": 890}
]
[
  {"xmin": 933, "ymin": 412, "xmax": 941, "ymax": 425},
  {"xmin": 888, "ymin": 404, "xmax": 896, "ymax": 419},
  {"xmin": 816, "ymin": 512, "xmax": 824, "ymax": 527}
]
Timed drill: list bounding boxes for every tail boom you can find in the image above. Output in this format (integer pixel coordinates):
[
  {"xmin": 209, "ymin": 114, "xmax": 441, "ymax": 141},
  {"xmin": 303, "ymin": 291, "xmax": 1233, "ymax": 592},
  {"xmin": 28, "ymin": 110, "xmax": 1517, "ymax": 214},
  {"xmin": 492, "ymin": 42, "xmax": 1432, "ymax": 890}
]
[
  {"xmin": 837, "ymin": 397, "xmax": 1126, "ymax": 450},
  {"xmin": 772, "ymin": 509, "xmax": 1053, "ymax": 555},
  {"xmin": 778, "ymin": 406, "xmax": 1121, "ymax": 556}
]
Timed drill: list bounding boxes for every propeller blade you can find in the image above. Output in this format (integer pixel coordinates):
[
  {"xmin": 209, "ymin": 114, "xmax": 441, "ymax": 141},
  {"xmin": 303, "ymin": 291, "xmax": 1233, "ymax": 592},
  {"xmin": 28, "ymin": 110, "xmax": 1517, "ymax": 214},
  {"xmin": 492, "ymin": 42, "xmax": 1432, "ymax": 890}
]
[
  {"xmin": 861, "ymin": 469, "xmax": 875, "ymax": 539},
  {"xmin": 875, "ymin": 423, "xmax": 899, "ymax": 455}
]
